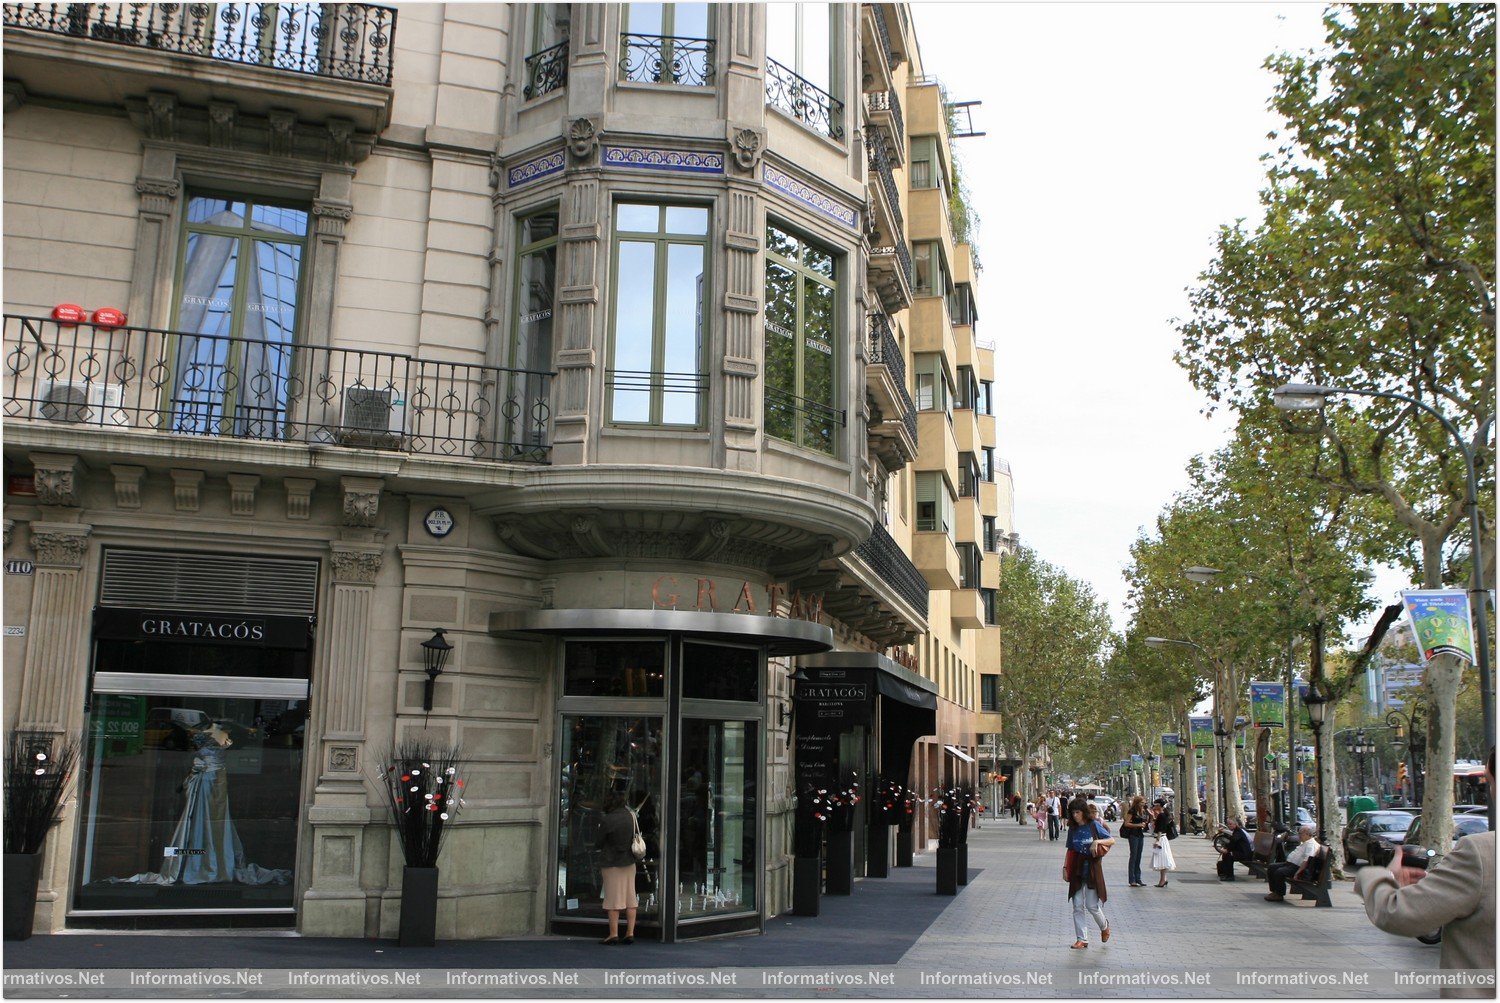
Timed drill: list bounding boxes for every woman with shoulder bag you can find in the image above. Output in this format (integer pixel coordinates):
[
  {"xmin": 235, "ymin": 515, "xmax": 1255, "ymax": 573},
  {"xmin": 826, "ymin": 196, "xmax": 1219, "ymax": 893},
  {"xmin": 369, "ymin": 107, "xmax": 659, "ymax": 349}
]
[
  {"xmin": 595, "ymin": 789, "xmax": 643, "ymax": 944},
  {"xmin": 1121, "ymin": 794, "xmax": 1150, "ymax": 887},
  {"xmin": 1063, "ymin": 800, "xmax": 1115, "ymax": 949},
  {"xmin": 1149, "ymin": 800, "xmax": 1177, "ymax": 887}
]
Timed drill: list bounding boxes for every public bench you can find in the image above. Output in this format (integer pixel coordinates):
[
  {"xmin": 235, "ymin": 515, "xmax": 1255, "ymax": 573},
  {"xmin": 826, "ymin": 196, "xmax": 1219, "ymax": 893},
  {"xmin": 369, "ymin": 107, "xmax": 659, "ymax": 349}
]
[{"xmin": 1288, "ymin": 846, "xmax": 1332, "ymax": 908}]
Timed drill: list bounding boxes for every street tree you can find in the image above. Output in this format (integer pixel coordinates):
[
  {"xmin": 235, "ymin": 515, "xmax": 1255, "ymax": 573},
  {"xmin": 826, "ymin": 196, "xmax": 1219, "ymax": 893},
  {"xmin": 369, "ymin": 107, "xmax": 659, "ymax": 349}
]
[
  {"xmin": 993, "ymin": 547, "xmax": 1115, "ymax": 804},
  {"xmin": 1175, "ymin": 4, "xmax": 1495, "ymax": 854}
]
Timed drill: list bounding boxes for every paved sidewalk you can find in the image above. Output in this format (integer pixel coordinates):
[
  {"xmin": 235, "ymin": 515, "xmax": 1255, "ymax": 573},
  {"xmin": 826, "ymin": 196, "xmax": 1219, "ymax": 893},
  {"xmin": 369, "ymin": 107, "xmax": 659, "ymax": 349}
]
[{"xmin": 3, "ymin": 819, "xmax": 1447, "ymax": 998}]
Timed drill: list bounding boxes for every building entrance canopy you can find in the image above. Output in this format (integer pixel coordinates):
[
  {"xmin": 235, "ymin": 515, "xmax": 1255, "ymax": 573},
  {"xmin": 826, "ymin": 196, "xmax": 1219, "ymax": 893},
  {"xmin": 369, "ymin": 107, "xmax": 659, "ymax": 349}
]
[
  {"xmin": 489, "ymin": 608, "xmax": 834, "ymax": 655},
  {"xmin": 793, "ymin": 652, "xmax": 937, "ymax": 795}
]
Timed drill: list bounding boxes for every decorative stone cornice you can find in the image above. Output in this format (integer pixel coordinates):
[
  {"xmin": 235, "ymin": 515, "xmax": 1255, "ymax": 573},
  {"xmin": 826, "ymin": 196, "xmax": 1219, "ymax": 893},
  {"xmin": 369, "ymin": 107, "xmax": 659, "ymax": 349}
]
[
  {"xmin": 135, "ymin": 176, "xmax": 181, "ymax": 215},
  {"xmin": 145, "ymin": 91, "xmax": 177, "ymax": 141},
  {"xmin": 208, "ymin": 100, "xmax": 236, "ymax": 149},
  {"xmin": 226, "ymin": 474, "xmax": 260, "ymax": 517},
  {"xmin": 169, "ymin": 469, "xmax": 204, "ymax": 513},
  {"xmin": 284, "ymin": 478, "xmax": 316, "ymax": 521},
  {"xmin": 329, "ymin": 542, "xmax": 384, "ymax": 585},
  {"xmin": 267, "ymin": 109, "xmax": 296, "ymax": 158},
  {"xmin": 312, "ymin": 199, "xmax": 353, "ymax": 238},
  {"xmin": 29, "ymin": 524, "xmax": 91, "ymax": 568},
  {"xmin": 28, "ymin": 452, "xmax": 84, "ymax": 508},
  {"xmin": 340, "ymin": 477, "xmax": 384, "ymax": 528},
  {"xmin": 109, "ymin": 465, "xmax": 145, "ymax": 509}
]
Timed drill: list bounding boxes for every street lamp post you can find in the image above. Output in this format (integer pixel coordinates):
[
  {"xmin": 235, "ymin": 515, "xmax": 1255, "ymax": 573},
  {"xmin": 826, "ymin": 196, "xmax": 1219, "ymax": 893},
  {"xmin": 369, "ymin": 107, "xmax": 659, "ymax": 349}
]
[
  {"xmin": 1386, "ymin": 708, "xmax": 1424, "ymax": 806},
  {"xmin": 1273, "ymin": 384, "xmax": 1494, "ymax": 769},
  {"xmin": 1303, "ymin": 682, "xmax": 1332, "ymax": 897}
]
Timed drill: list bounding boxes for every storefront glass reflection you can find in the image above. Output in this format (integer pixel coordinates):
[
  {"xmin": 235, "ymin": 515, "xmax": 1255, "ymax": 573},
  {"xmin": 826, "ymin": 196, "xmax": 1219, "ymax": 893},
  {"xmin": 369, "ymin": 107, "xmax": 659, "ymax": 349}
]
[
  {"xmin": 556, "ymin": 716, "xmax": 663, "ymax": 918},
  {"xmin": 73, "ymin": 694, "xmax": 305, "ymax": 911},
  {"xmin": 678, "ymin": 720, "xmax": 757, "ymax": 918}
]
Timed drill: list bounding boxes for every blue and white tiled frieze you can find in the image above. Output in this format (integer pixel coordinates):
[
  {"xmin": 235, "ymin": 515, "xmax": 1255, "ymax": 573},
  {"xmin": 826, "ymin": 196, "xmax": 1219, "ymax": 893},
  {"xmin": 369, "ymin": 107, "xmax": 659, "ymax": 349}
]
[
  {"xmin": 508, "ymin": 148, "xmax": 566, "ymax": 189},
  {"xmin": 602, "ymin": 146, "xmax": 726, "ymax": 174},
  {"xmin": 762, "ymin": 163, "xmax": 858, "ymax": 231}
]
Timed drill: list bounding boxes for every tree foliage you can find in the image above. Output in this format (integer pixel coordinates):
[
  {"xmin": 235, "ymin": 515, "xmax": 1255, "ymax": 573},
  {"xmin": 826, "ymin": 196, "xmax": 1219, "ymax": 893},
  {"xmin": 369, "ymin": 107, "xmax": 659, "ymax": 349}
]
[{"xmin": 993, "ymin": 547, "xmax": 1114, "ymax": 798}]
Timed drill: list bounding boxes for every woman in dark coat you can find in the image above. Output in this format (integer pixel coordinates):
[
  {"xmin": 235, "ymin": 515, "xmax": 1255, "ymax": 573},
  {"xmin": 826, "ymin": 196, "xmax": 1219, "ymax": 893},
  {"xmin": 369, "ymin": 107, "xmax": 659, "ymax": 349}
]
[
  {"xmin": 1121, "ymin": 795, "xmax": 1149, "ymax": 887},
  {"xmin": 595, "ymin": 790, "xmax": 638, "ymax": 944},
  {"xmin": 1063, "ymin": 800, "xmax": 1114, "ymax": 949}
]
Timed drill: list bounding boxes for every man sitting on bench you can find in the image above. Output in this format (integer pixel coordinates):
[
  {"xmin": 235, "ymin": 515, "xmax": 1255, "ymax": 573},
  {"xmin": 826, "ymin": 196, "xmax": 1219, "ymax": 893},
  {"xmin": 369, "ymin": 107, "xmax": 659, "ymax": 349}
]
[
  {"xmin": 1265, "ymin": 825, "xmax": 1321, "ymax": 903},
  {"xmin": 1217, "ymin": 817, "xmax": 1254, "ymax": 880}
]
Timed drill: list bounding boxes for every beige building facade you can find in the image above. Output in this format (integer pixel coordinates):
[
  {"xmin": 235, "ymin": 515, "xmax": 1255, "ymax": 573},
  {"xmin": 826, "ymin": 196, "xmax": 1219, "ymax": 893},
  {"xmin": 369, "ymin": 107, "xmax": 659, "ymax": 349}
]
[{"xmin": 1, "ymin": 1, "xmax": 1014, "ymax": 940}]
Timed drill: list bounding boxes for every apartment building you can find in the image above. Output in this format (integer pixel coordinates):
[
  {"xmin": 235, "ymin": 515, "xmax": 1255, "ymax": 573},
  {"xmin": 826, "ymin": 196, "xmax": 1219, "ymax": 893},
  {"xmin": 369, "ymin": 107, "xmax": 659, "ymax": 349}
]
[{"xmin": 1, "ymin": 1, "xmax": 1013, "ymax": 940}]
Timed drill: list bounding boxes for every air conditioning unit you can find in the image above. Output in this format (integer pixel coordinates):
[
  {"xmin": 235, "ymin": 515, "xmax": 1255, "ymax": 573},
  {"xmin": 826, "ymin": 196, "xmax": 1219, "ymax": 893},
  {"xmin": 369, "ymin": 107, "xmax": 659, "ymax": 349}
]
[
  {"xmin": 338, "ymin": 386, "xmax": 405, "ymax": 448},
  {"xmin": 39, "ymin": 381, "xmax": 125, "ymax": 424}
]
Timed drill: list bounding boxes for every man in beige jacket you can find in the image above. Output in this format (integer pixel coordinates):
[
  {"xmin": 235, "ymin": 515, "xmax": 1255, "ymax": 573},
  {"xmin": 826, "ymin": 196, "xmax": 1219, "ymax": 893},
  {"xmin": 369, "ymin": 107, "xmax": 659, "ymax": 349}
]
[{"xmin": 1354, "ymin": 751, "xmax": 1495, "ymax": 999}]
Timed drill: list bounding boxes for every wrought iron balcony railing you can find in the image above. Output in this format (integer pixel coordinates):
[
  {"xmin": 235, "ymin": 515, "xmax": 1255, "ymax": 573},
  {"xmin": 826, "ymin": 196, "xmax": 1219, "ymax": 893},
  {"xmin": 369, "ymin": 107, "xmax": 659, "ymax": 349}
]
[
  {"xmin": 866, "ymin": 87, "xmax": 905, "ymax": 146},
  {"xmin": 2, "ymin": 2, "xmax": 397, "ymax": 85},
  {"xmin": 3, "ymin": 315, "xmax": 552, "ymax": 462},
  {"xmin": 866, "ymin": 129, "xmax": 904, "ymax": 238},
  {"xmin": 524, "ymin": 38, "xmax": 568, "ymax": 99},
  {"xmin": 765, "ymin": 58, "xmax": 844, "ymax": 141},
  {"xmin": 867, "ymin": 312, "xmax": 917, "ymax": 445},
  {"xmin": 854, "ymin": 521, "xmax": 929, "ymax": 620},
  {"xmin": 619, "ymin": 33, "xmax": 713, "ymax": 86},
  {"xmin": 871, "ymin": 239, "xmax": 914, "ymax": 292},
  {"xmin": 867, "ymin": 3, "xmax": 898, "ymax": 71}
]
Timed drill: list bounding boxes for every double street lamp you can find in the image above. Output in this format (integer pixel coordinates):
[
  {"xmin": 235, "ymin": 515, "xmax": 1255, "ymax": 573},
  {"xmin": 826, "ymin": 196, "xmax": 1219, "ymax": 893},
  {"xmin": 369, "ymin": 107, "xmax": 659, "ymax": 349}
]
[
  {"xmin": 1343, "ymin": 729, "xmax": 1375, "ymax": 797},
  {"xmin": 1386, "ymin": 707, "xmax": 1424, "ymax": 806}
]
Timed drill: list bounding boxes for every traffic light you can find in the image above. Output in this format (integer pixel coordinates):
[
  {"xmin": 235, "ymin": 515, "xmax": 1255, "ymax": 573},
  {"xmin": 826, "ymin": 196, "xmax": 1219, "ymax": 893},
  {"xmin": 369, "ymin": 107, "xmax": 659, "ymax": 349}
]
[{"xmin": 1398, "ymin": 763, "xmax": 1408, "ymax": 786}]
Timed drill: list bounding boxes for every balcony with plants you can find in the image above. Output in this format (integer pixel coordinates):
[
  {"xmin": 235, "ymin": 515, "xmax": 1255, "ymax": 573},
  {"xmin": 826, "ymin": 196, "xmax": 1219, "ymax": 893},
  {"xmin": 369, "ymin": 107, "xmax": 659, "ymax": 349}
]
[{"xmin": 2, "ymin": 2, "xmax": 397, "ymax": 131}]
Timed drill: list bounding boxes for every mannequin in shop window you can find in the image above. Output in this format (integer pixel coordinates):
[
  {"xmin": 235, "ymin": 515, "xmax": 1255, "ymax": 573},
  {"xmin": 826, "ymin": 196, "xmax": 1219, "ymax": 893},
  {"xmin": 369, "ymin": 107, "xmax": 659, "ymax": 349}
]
[{"xmin": 106, "ymin": 722, "xmax": 290, "ymax": 887}]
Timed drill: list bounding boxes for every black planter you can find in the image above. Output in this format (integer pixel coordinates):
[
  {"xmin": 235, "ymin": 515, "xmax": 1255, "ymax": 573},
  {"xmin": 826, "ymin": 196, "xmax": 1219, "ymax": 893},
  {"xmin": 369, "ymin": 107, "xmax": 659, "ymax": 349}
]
[
  {"xmin": 896, "ymin": 827, "xmax": 914, "ymax": 867},
  {"xmin": 4, "ymin": 853, "xmax": 41, "ymax": 941},
  {"xmin": 956, "ymin": 844, "xmax": 969, "ymax": 885},
  {"xmin": 792, "ymin": 855, "xmax": 821, "ymax": 916},
  {"xmin": 398, "ymin": 865, "xmax": 439, "ymax": 947},
  {"xmin": 936, "ymin": 846, "xmax": 958, "ymax": 895},
  {"xmin": 825, "ymin": 829, "xmax": 854, "ymax": 895},
  {"xmin": 867, "ymin": 823, "xmax": 890, "ymax": 878}
]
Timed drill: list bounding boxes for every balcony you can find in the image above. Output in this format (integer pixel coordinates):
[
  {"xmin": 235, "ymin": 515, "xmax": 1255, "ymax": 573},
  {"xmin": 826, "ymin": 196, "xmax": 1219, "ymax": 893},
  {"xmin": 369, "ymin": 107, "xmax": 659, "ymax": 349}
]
[
  {"xmin": 619, "ymin": 33, "xmax": 714, "ymax": 86},
  {"xmin": 766, "ymin": 57, "xmax": 844, "ymax": 141},
  {"xmin": 524, "ymin": 39, "xmax": 568, "ymax": 100},
  {"xmin": 952, "ymin": 588, "xmax": 985, "ymax": 630},
  {"xmin": 865, "ymin": 313, "xmax": 916, "ymax": 471},
  {"xmin": 866, "ymin": 128, "xmax": 904, "ymax": 243},
  {"xmin": 3, "ymin": 315, "xmax": 552, "ymax": 463},
  {"xmin": 864, "ymin": 87, "xmax": 905, "ymax": 163},
  {"xmin": 2, "ymin": 3, "xmax": 396, "ymax": 132},
  {"xmin": 858, "ymin": 4, "xmax": 894, "ymax": 94},
  {"xmin": 868, "ymin": 240, "xmax": 913, "ymax": 315},
  {"xmin": 912, "ymin": 530, "xmax": 960, "ymax": 592}
]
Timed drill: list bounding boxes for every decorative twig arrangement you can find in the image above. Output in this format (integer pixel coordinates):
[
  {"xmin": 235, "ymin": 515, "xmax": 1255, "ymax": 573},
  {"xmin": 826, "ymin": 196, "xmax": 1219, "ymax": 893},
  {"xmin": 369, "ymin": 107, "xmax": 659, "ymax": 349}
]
[
  {"xmin": 3, "ymin": 731, "xmax": 81, "ymax": 855},
  {"xmin": 874, "ymin": 778, "xmax": 917, "ymax": 824},
  {"xmin": 933, "ymin": 784, "xmax": 983, "ymax": 848},
  {"xmin": 377, "ymin": 740, "xmax": 466, "ymax": 868}
]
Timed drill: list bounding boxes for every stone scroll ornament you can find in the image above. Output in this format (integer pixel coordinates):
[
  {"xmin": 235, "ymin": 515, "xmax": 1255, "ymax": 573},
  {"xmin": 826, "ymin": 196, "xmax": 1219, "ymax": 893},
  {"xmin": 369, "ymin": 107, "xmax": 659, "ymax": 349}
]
[{"xmin": 731, "ymin": 127, "xmax": 763, "ymax": 172}]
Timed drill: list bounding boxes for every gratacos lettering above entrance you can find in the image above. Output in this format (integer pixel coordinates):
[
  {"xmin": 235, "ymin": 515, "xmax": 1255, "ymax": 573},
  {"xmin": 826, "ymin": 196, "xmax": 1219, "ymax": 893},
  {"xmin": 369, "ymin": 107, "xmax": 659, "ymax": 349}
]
[{"xmin": 649, "ymin": 574, "xmax": 824, "ymax": 623}]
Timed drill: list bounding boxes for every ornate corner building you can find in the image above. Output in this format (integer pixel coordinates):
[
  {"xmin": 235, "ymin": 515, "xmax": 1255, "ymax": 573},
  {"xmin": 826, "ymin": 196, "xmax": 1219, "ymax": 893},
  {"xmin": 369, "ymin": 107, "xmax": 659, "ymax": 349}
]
[{"xmin": 1, "ymin": 1, "xmax": 1016, "ymax": 940}]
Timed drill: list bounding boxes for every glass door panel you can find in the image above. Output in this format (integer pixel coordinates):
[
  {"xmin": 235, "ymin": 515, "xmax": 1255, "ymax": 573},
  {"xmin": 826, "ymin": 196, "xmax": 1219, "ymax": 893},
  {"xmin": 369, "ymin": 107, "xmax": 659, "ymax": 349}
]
[
  {"xmin": 556, "ymin": 716, "xmax": 664, "ymax": 919},
  {"xmin": 677, "ymin": 719, "xmax": 756, "ymax": 917},
  {"xmin": 73, "ymin": 693, "xmax": 305, "ymax": 912}
]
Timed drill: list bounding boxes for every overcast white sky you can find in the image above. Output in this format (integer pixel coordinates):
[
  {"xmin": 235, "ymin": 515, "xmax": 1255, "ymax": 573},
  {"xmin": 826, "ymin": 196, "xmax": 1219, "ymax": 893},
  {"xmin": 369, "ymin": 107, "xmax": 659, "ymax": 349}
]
[{"xmin": 907, "ymin": 2, "xmax": 1410, "ymax": 636}]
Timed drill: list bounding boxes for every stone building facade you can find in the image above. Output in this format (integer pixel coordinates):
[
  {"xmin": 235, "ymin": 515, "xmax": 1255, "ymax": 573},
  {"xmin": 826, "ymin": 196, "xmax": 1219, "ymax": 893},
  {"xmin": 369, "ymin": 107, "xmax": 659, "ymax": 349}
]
[{"xmin": 1, "ymin": 1, "xmax": 1015, "ymax": 940}]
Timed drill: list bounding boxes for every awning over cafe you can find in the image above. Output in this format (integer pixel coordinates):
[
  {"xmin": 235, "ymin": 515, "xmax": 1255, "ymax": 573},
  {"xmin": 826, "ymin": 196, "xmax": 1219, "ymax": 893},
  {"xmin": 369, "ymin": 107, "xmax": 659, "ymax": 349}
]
[{"xmin": 944, "ymin": 745, "xmax": 976, "ymax": 764}]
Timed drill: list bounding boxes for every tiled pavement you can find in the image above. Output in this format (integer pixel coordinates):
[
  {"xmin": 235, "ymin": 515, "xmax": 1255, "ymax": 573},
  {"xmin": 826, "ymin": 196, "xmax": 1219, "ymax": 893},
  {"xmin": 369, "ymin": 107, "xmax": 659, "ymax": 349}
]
[{"xmin": 3, "ymin": 818, "xmax": 1450, "ymax": 998}]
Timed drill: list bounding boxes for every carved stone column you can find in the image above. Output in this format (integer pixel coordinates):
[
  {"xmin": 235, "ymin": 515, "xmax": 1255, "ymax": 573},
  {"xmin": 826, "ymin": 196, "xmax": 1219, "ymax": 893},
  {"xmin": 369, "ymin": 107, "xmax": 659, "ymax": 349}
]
[
  {"xmin": 322, "ymin": 541, "xmax": 384, "ymax": 745},
  {"xmin": 552, "ymin": 168, "xmax": 603, "ymax": 464},
  {"xmin": 722, "ymin": 180, "xmax": 762, "ymax": 472},
  {"xmin": 19, "ymin": 523, "xmax": 92, "ymax": 732}
]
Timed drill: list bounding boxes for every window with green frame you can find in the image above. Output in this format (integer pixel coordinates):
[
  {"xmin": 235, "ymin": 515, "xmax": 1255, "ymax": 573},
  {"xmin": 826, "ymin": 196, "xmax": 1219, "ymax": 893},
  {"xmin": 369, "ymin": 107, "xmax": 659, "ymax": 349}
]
[
  {"xmin": 909, "ymin": 136, "xmax": 939, "ymax": 191},
  {"xmin": 607, "ymin": 202, "xmax": 709, "ymax": 427},
  {"xmin": 912, "ymin": 240, "xmax": 949, "ymax": 298},
  {"xmin": 764, "ymin": 222, "xmax": 840, "ymax": 455},
  {"xmin": 915, "ymin": 471, "xmax": 954, "ymax": 535},
  {"xmin": 169, "ymin": 194, "xmax": 309, "ymax": 438},
  {"xmin": 508, "ymin": 208, "xmax": 559, "ymax": 449},
  {"xmin": 621, "ymin": 3, "xmax": 714, "ymax": 86}
]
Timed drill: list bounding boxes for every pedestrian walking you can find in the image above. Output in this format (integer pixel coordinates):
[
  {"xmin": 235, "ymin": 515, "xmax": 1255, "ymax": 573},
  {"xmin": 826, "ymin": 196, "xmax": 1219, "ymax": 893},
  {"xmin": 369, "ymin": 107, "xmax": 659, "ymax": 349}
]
[
  {"xmin": 1149, "ymin": 800, "xmax": 1177, "ymax": 887},
  {"xmin": 1121, "ymin": 794, "xmax": 1149, "ymax": 887},
  {"xmin": 1030, "ymin": 801, "xmax": 1046, "ymax": 840},
  {"xmin": 1011, "ymin": 791, "xmax": 1024, "ymax": 824},
  {"xmin": 1047, "ymin": 790, "xmax": 1062, "ymax": 841},
  {"xmin": 1064, "ymin": 800, "xmax": 1114, "ymax": 949}
]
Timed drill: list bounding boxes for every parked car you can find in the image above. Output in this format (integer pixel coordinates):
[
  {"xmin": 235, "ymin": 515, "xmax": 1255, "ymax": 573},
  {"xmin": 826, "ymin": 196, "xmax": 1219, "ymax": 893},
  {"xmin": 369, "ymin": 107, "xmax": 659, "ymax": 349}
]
[
  {"xmin": 1401, "ymin": 813, "xmax": 1492, "ymax": 858},
  {"xmin": 1343, "ymin": 810, "xmax": 1417, "ymax": 865},
  {"xmin": 1455, "ymin": 804, "xmax": 1489, "ymax": 815}
]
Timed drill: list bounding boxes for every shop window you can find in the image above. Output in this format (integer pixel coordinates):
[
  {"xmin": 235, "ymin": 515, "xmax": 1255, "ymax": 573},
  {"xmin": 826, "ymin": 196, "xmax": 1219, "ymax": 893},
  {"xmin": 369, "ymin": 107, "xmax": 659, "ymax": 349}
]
[
  {"xmin": 556, "ymin": 716, "xmax": 665, "ymax": 919},
  {"xmin": 682, "ymin": 643, "xmax": 758, "ymax": 702},
  {"xmin": 915, "ymin": 471, "xmax": 953, "ymax": 535},
  {"xmin": 677, "ymin": 719, "xmax": 757, "ymax": 917},
  {"xmin": 764, "ymin": 222, "xmax": 840, "ymax": 455},
  {"xmin": 169, "ymin": 195, "xmax": 309, "ymax": 439},
  {"xmin": 564, "ymin": 640, "xmax": 666, "ymax": 698}
]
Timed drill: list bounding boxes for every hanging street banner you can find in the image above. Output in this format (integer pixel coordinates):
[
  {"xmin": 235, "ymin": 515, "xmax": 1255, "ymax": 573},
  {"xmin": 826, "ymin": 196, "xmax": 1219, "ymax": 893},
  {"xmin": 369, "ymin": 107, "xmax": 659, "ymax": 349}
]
[
  {"xmin": 1293, "ymin": 678, "xmax": 1312, "ymax": 730},
  {"xmin": 1162, "ymin": 733, "xmax": 1179, "ymax": 758},
  {"xmin": 1189, "ymin": 715, "xmax": 1213, "ymax": 749},
  {"xmin": 1401, "ymin": 589, "xmax": 1477, "ymax": 665},
  {"xmin": 1130, "ymin": 753, "xmax": 1143, "ymax": 768},
  {"xmin": 1249, "ymin": 681, "xmax": 1285, "ymax": 729},
  {"xmin": 1235, "ymin": 729, "xmax": 1246, "ymax": 750}
]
